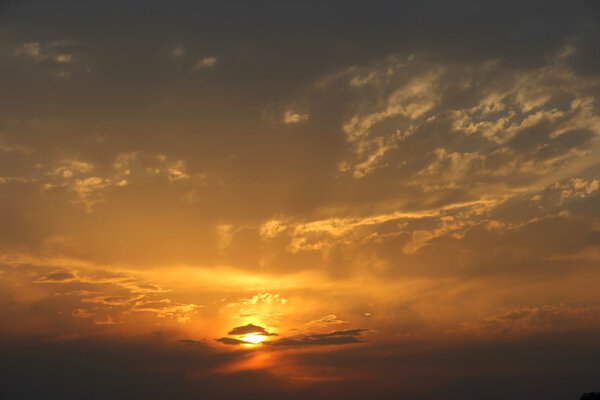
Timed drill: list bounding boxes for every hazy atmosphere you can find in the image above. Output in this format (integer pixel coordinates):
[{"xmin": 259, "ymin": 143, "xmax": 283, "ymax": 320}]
[{"xmin": 1, "ymin": 1, "xmax": 600, "ymax": 399}]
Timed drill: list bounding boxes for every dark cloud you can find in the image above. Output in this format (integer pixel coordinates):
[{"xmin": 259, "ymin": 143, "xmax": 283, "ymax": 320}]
[
  {"xmin": 37, "ymin": 270, "xmax": 77, "ymax": 282},
  {"xmin": 216, "ymin": 323, "xmax": 279, "ymax": 345},
  {"xmin": 227, "ymin": 323, "xmax": 276, "ymax": 336},
  {"xmin": 218, "ymin": 327, "xmax": 367, "ymax": 347},
  {"xmin": 581, "ymin": 394, "xmax": 600, "ymax": 400},
  {"xmin": 267, "ymin": 329, "xmax": 368, "ymax": 347},
  {"xmin": 178, "ymin": 339, "xmax": 208, "ymax": 348},
  {"xmin": 216, "ymin": 337, "xmax": 249, "ymax": 346}
]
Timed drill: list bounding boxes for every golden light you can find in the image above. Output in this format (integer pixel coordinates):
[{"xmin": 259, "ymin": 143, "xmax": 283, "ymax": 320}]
[{"xmin": 242, "ymin": 333, "xmax": 266, "ymax": 345}]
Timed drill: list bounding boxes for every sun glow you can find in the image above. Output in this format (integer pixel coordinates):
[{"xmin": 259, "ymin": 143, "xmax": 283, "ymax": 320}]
[{"xmin": 242, "ymin": 333, "xmax": 266, "ymax": 344}]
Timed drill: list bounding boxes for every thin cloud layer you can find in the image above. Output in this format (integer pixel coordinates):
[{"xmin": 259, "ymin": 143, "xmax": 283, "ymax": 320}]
[{"xmin": 266, "ymin": 329, "xmax": 368, "ymax": 347}]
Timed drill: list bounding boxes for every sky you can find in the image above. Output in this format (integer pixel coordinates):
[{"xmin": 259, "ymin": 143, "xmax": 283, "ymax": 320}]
[{"xmin": 1, "ymin": 1, "xmax": 600, "ymax": 399}]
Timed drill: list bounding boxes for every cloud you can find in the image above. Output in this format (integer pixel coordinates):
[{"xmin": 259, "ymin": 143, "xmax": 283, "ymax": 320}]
[
  {"xmin": 321, "ymin": 47, "xmax": 600, "ymax": 180},
  {"xmin": 193, "ymin": 56, "xmax": 218, "ymax": 70},
  {"xmin": 41, "ymin": 159, "xmax": 115, "ymax": 212},
  {"xmin": 555, "ymin": 178, "xmax": 599, "ymax": 203},
  {"xmin": 225, "ymin": 292, "xmax": 288, "ymax": 320},
  {"xmin": 34, "ymin": 152, "xmax": 196, "ymax": 212},
  {"xmin": 47, "ymin": 160, "xmax": 95, "ymax": 179},
  {"xmin": 171, "ymin": 44, "xmax": 186, "ymax": 57},
  {"xmin": 218, "ymin": 325, "xmax": 367, "ymax": 347},
  {"xmin": 13, "ymin": 42, "xmax": 74, "ymax": 64},
  {"xmin": 268, "ymin": 197, "xmax": 501, "ymax": 255},
  {"xmin": 305, "ymin": 315, "xmax": 347, "ymax": 327},
  {"xmin": 282, "ymin": 110, "xmax": 309, "ymax": 124},
  {"xmin": 0, "ymin": 136, "xmax": 33, "ymax": 154},
  {"xmin": 0, "ymin": 256, "xmax": 203, "ymax": 329},
  {"xmin": 12, "ymin": 40, "xmax": 87, "ymax": 78},
  {"xmin": 227, "ymin": 323, "xmax": 277, "ymax": 336},
  {"xmin": 82, "ymin": 295, "xmax": 141, "ymax": 306},
  {"xmin": 69, "ymin": 177, "xmax": 112, "ymax": 212},
  {"xmin": 216, "ymin": 337, "xmax": 249, "ymax": 346},
  {"xmin": 259, "ymin": 219, "xmax": 288, "ymax": 239},
  {"xmin": 0, "ymin": 4, "xmax": 599, "ymax": 399},
  {"xmin": 131, "ymin": 300, "xmax": 201, "ymax": 323},
  {"xmin": 178, "ymin": 339, "xmax": 208, "ymax": 348},
  {"xmin": 71, "ymin": 308, "xmax": 94, "ymax": 318},
  {"xmin": 266, "ymin": 329, "xmax": 368, "ymax": 347},
  {"xmin": 36, "ymin": 270, "xmax": 77, "ymax": 283},
  {"xmin": 148, "ymin": 156, "xmax": 190, "ymax": 182},
  {"xmin": 461, "ymin": 303, "xmax": 600, "ymax": 335},
  {"xmin": 230, "ymin": 44, "xmax": 600, "ymax": 275},
  {"xmin": 0, "ymin": 177, "xmax": 36, "ymax": 185},
  {"xmin": 339, "ymin": 60, "xmax": 441, "ymax": 178},
  {"xmin": 240, "ymin": 293, "xmax": 287, "ymax": 306},
  {"xmin": 93, "ymin": 316, "xmax": 119, "ymax": 325}
]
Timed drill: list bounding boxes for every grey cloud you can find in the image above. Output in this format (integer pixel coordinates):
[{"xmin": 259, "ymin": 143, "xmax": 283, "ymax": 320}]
[{"xmin": 461, "ymin": 303, "xmax": 600, "ymax": 335}]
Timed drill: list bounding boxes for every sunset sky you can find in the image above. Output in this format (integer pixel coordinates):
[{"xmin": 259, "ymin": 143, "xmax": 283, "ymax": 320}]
[{"xmin": 1, "ymin": 1, "xmax": 600, "ymax": 399}]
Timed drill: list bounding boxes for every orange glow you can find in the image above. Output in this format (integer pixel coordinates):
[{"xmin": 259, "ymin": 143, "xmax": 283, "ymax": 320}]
[
  {"xmin": 242, "ymin": 333, "xmax": 266, "ymax": 344},
  {"xmin": 2, "ymin": 8, "xmax": 600, "ymax": 398}
]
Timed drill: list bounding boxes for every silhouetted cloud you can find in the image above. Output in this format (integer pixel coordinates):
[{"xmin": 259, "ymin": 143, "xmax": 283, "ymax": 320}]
[
  {"xmin": 216, "ymin": 337, "xmax": 249, "ymax": 346},
  {"xmin": 227, "ymin": 324, "xmax": 277, "ymax": 336},
  {"xmin": 36, "ymin": 271, "xmax": 77, "ymax": 282},
  {"xmin": 218, "ymin": 327, "xmax": 367, "ymax": 347},
  {"xmin": 178, "ymin": 339, "xmax": 208, "ymax": 348},
  {"xmin": 581, "ymin": 393, "xmax": 600, "ymax": 400},
  {"xmin": 267, "ymin": 329, "xmax": 368, "ymax": 347}
]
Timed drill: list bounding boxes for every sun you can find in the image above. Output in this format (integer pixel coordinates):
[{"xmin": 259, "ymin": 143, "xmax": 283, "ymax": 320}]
[{"xmin": 242, "ymin": 333, "xmax": 265, "ymax": 344}]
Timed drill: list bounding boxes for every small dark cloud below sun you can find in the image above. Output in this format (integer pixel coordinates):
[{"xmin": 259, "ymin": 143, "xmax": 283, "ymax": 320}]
[{"xmin": 216, "ymin": 337, "xmax": 250, "ymax": 346}]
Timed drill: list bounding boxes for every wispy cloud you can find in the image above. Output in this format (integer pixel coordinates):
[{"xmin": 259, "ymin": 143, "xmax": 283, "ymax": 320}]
[
  {"xmin": 193, "ymin": 56, "xmax": 218, "ymax": 70},
  {"xmin": 13, "ymin": 40, "xmax": 89, "ymax": 78},
  {"xmin": 266, "ymin": 329, "xmax": 368, "ymax": 347}
]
